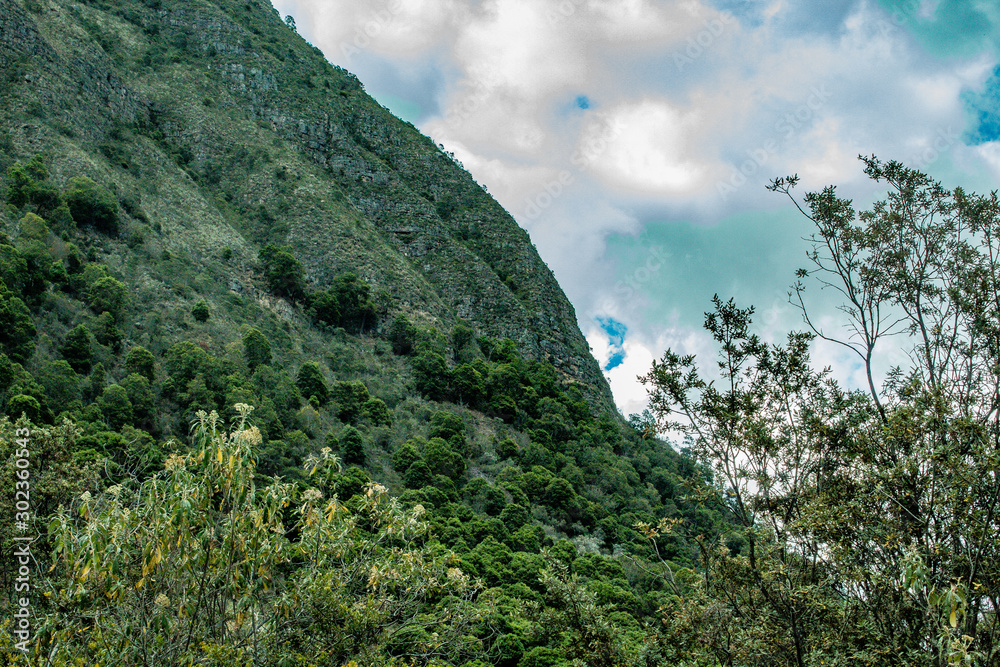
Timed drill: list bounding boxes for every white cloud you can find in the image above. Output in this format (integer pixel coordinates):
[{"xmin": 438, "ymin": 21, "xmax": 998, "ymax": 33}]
[
  {"xmin": 275, "ymin": 0, "xmax": 1000, "ymax": 411},
  {"xmin": 579, "ymin": 99, "xmax": 712, "ymax": 195}
]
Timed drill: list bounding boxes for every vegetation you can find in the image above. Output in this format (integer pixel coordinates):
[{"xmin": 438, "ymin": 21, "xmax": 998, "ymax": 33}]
[
  {"xmin": 638, "ymin": 156, "xmax": 1000, "ymax": 666},
  {"xmin": 0, "ymin": 151, "xmax": 716, "ymax": 665},
  {"xmin": 2, "ymin": 0, "xmax": 995, "ymax": 663}
]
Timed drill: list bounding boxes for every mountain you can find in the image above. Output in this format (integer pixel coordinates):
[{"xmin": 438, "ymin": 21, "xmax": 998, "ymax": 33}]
[
  {"xmin": 0, "ymin": 1, "xmax": 733, "ymax": 664},
  {"xmin": 0, "ymin": 0, "xmax": 615, "ymax": 414}
]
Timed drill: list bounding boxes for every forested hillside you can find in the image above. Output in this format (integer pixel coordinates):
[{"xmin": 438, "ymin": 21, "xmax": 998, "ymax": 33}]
[
  {"xmin": 1, "ymin": 0, "xmax": 999, "ymax": 665},
  {"xmin": 0, "ymin": 0, "xmax": 729, "ymax": 664}
]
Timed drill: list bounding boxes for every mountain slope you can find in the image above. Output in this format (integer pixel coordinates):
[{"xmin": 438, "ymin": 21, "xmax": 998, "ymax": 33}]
[{"xmin": 0, "ymin": 0, "xmax": 613, "ymax": 412}]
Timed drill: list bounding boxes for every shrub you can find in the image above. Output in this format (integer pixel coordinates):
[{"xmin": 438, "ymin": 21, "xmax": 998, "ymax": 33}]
[
  {"xmin": 242, "ymin": 327, "xmax": 272, "ymax": 371},
  {"xmin": 296, "ymin": 361, "xmax": 328, "ymax": 406},
  {"xmin": 191, "ymin": 300, "xmax": 210, "ymax": 322},
  {"xmin": 64, "ymin": 176, "xmax": 118, "ymax": 235},
  {"xmin": 61, "ymin": 324, "xmax": 93, "ymax": 374}
]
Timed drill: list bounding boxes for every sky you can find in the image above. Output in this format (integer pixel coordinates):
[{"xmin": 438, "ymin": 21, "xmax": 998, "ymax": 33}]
[{"xmin": 270, "ymin": 0, "xmax": 1000, "ymax": 416}]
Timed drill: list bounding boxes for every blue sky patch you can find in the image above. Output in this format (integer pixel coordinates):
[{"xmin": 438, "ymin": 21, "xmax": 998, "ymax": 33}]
[
  {"xmin": 597, "ymin": 317, "xmax": 627, "ymax": 371},
  {"xmin": 963, "ymin": 65, "xmax": 1000, "ymax": 145},
  {"xmin": 575, "ymin": 95, "xmax": 591, "ymax": 110}
]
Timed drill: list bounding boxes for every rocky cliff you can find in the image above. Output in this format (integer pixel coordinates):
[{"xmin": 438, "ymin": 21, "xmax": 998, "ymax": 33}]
[{"xmin": 0, "ymin": 0, "xmax": 615, "ymax": 412}]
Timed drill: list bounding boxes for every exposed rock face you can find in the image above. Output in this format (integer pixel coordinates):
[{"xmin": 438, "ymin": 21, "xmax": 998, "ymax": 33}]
[{"xmin": 0, "ymin": 0, "xmax": 615, "ymax": 412}]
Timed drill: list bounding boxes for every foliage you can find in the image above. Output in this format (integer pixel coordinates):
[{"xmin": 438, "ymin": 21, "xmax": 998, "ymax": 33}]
[
  {"xmin": 64, "ymin": 176, "xmax": 119, "ymax": 235},
  {"xmin": 192, "ymin": 299, "xmax": 210, "ymax": 322},
  {"xmin": 242, "ymin": 327, "xmax": 272, "ymax": 371},
  {"xmin": 260, "ymin": 244, "xmax": 306, "ymax": 301},
  {"xmin": 308, "ymin": 273, "xmax": 378, "ymax": 334},
  {"xmin": 124, "ymin": 345, "xmax": 156, "ymax": 382},
  {"xmin": 0, "ymin": 284, "xmax": 36, "ymax": 364},
  {"xmin": 88, "ymin": 275, "xmax": 128, "ymax": 318},
  {"xmin": 40, "ymin": 407, "xmax": 494, "ymax": 665},
  {"xmin": 639, "ymin": 157, "xmax": 1000, "ymax": 666},
  {"xmin": 296, "ymin": 361, "xmax": 328, "ymax": 406}
]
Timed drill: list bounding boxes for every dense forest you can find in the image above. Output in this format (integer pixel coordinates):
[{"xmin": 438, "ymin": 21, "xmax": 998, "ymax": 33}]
[{"xmin": 1, "ymin": 0, "xmax": 999, "ymax": 665}]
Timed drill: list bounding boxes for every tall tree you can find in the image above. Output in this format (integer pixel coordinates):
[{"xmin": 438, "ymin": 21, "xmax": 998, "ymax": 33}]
[{"xmin": 640, "ymin": 157, "xmax": 1000, "ymax": 666}]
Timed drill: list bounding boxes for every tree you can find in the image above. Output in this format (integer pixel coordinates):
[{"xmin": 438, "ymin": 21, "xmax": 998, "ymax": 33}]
[
  {"xmin": 260, "ymin": 244, "xmax": 306, "ymax": 301},
  {"xmin": 330, "ymin": 273, "xmax": 377, "ymax": 333},
  {"xmin": 191, "ymin": 299, "xmax": 210, "ymax": 322},
  {"xmin": 296, "ymin": 361, "xmax": 328, "ymax": 406},
  {"xmin": 61, "ymin": 324, "xmax": 93, "ymax": 374},
  {"xmin": 88, "ymin": 276, "xmax": 128, "ymax": 318},
  {"xmin": 361, "ymin": 397, "xmax": 391, "ymax": 426},
  {"xmin": 0, "ymin": 284, "xmax": 36, "ymax": 364},
  {"xmin": 40, "ymin": 407, "xmax": 495, "ymax": 664},
  {"xmin": 412, "ymin": 350, "xmax": 450, "ymax": 401},
  {"xmin": 389, "ymin": 314, "xmax": 417, "ymax": 355},
  {"xmin": 331, "ymin": 379, "xmax": 369, "ymax": 424},
  {"xmin": 124, "ymin": 345, "xmax": 156, "ymax": 382},
  {"xmin": 242, "ymin": 327, "xmax": 272, "ymax": 371},
  {"xmin": 121, "ymin": 373, "xmax": 154, "ymax": 427},
  {"xmin": 639, "ymin": 157, "xmax": 1000, "ymax": 666},
  {"xmin": 339, "ymin": 425, "xmax": 365, "ymax": 466},
  {"xmin": 64, "ymin": 176, "xmax": 119, "ymax": 235},
  {"xmin": 38, "ymin": 360, "xmax": 82, "ymax": 413},
  {"xmin": 99, "ymin": 384, "xmax": 134, "ymax": 430}
]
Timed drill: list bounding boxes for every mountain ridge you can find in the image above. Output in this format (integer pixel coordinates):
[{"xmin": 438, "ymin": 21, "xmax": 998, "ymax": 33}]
[{"xmin": 0, "ymin": 0, "xmax": 616, "ymax": 414}]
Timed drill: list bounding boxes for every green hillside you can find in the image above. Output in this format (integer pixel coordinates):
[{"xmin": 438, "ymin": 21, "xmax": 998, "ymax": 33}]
[
  {"xmin": 0, "ymin": 0, "xmax": 729, "ymax": 664},
  {"xmin": 5, "ymin": 0, "xmax": 997, "ymax": 665}
]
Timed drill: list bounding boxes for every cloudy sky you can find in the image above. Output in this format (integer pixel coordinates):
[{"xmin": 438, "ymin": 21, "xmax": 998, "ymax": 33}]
[{"xmin": 271, "ymin": 0, "xmax": 1000, "ymax": 415}]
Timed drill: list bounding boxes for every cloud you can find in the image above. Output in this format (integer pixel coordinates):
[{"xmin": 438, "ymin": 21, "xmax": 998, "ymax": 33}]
[
  {"xmin": 580, "ymin": 99, "xmax": 713, "ymax": 195},
  {"xmin": 274, "ymin": 0, "xmax": 1000, "ymax": 412}
]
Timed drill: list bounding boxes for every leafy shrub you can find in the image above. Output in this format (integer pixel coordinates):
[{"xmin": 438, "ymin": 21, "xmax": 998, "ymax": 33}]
[
  {"xmin": 242, "ymin": 327, "xmax": 272, "ymax": 371},
  {"xmin": 259, "ymin": 244, "xmax": 305, "ymax": 301},
  {"xmin": 64, "ymin": 176, "xmax": 118, "ymax": 235},
  {"xmin": 191, "ymin": 300, "xmax": 210, "ymax": 322}
]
